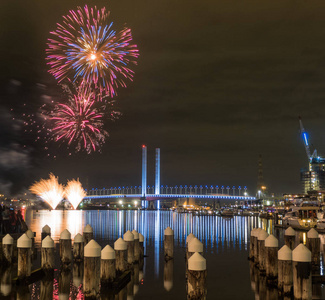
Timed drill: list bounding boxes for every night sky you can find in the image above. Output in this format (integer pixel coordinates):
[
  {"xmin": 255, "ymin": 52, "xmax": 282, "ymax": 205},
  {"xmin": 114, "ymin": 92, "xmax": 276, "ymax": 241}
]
[{"xmin": 1, "ymin": 0, "xmax": 325, "ymax": 197}]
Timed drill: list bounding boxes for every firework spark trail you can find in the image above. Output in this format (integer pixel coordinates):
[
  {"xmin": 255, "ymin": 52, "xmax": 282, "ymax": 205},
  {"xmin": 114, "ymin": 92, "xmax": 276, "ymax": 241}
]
[
  {"xmin": 64, "ymin": 179, "xmax": 86, "ymax": 209},
  {"xmin": 46, "ymin": 5, "xmax": 139, "ymax": 98},
  {"xmin": 29, "ymin": 174, "xmax": 64, "ymax": 209},
  {"xmin": 49, "ymin": 87, "xmax": 109, "ymax": 153}
]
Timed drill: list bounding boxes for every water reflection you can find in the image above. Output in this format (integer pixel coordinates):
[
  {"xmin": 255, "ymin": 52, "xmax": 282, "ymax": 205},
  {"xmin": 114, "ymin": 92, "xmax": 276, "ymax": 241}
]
[{"xmin": 5, "ymin": 210, "xmax": 282, "ymax": 299}]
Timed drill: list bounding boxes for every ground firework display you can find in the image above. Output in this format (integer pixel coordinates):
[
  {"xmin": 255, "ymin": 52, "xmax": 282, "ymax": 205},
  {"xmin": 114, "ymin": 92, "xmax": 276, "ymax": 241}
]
[{"xmin": 46, "ymin": 5, "xmax": 139, "ymax": 98}]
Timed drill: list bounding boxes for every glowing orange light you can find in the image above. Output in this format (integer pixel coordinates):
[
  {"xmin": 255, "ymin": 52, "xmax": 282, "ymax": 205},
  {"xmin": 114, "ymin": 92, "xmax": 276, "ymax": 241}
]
[
  {"xmin": 90, "ymin": 53, "xmax": 97, "ymax": 60},
  {"xmin": 142, "ymin": 145, "xmax": 146, "ymax": 148}
]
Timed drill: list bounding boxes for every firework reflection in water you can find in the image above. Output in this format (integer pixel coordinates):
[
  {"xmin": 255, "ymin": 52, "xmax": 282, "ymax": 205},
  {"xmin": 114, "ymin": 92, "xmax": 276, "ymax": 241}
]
[
  {"xmin": 65, "ymin": 179, "xmax": 86, "ymax": 209},
  {"xmin": 29, "ymin": 173, "xmax": 64, "ymax": 209}
]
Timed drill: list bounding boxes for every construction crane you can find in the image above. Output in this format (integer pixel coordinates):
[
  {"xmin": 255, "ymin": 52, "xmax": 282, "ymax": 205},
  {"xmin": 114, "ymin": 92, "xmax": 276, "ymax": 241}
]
[{"xmin": 299, "ymin": 116, "xmax": 317, "ymax": 162}]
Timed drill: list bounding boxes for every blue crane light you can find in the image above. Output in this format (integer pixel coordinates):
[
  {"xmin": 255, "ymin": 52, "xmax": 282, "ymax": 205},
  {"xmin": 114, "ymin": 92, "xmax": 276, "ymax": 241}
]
[{"xmin": 303, "ymin": 133, "xmax": 309, "ymax": 146}]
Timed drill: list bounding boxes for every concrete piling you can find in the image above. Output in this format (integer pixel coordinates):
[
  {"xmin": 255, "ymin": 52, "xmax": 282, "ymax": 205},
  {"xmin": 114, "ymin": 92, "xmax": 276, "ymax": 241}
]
[
  {"xmin": 264, "ymin": 234, "xmax": 278, "ymax": 282},
  {"xmin": 2, "ymin": 234, "xmax": 13, "ymax": 265},
  {"xmin": 306, "ymin": 228, "xmax": 320, "ymax": 267},
  {"xmin": 73, "ymin": 233, "xmax": 84, "ymax": 261},
  {"xmin": 60, "ymin": 229, "xmax": 72, "ymax": 266},
  {"xmin": 132, "ymin": 229, "xmax": 140, "ymax": 262},
  {"xmin": 187, "ymin": 252, "xmax": 207, "ymax": 299},
  {"xmin": 17, "ymin": 233, "xmax": 32, "ymax": 278},
  {"xmin": 41, "ymin": 235, "xmax": 55, "ymax": 271},
  {"xmin": 114, "ymin": 237, "xmax": 127, "ymax": 275},
  {"xmin": 123, "ymin": 230, "xmax": 135, "ymax": 265},
  {"xmin": 84, "ymin": 239, "xmax": 101, "ymax": 298},
  {"xmin": 164, "ymin": 227, "xmax": 174, "ymax": 260},
  {"xmin": 257, "ymin": 229, "xmax": 269, "ymax": 272},
  {"xmin": 139, "ymin": 233, "xmax": 144, "ymax": 257},
  {"xmin": 278, "ymin": 245, "xmax": 293, "ymax": 296},
  {"xmin": 284, "ymin": 227, "xmax": 296, "ymax": 250},
  {"xmin": 292, "ymin": 244, "xmax": 312, "ymax": 300},
  {"xmin": 41, "ymin": 225, "xmax": 51, "ymax": 241},
  {"xmin": 83, "ymin": 224, "xmax": 93, "ymax": 246},
  {"xmin": 101, "ymin": 245, "xmax": 116, "ymax": 286}
]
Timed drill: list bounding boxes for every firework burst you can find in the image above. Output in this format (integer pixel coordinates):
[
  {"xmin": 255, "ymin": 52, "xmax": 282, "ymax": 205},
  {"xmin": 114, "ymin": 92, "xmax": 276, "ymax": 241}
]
[
  {"xmin": 49, "ymin": 87, "xmax": 109, "ymax": 153},
  {"xmin": 64, "ymin": 179, "xmax": 86, "ymax": 209},
  {"xmin": 29, "ymin": 173, "xmax": 64, "ymax": 209},
  {"xmin": 46, "ymin": 5, "xmax": 139, "ymax": 97}
]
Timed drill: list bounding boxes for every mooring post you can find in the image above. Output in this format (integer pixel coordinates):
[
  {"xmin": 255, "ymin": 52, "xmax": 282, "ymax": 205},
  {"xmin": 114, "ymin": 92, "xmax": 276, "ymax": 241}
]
[
  {"xmin": 2, "ymin": 234, "xmax": 13, "ymax": 266},
  {"xmin": 17, "ymin": 233, "xmax": 32, "ymax": 279},
  {"xmin": 164, "ymin": 227, "xmax": 174, "ymax": 260},
  {"xmin": 114, "ymin": 237, "xmax": 127, "ymax": 275},
  {"xmin": 123, "ymin": 230, "xmax": 135, "ymax": 266},
  {"xmin": 164, "ymin": 258, "xmax": 173, "ymax": 292},
  {"xmin": 264, "ymin": 234, "xmax": 278, "ymax": 283},
  {"xmin": 73, "ymin": 233, "xmax": 84, "ymax": 262},
  {"xmin": 257, "ymin": 229, "xmax": 269, "ymax": 272},
  {"xmin": 187, "ymin": 252, "xmax": 207, "ymax": 299},
  {"xmin": 25, "ymin": 229, "xmax": 35, "ymax": 256},
  {"xmin": 139, "ymin": 233, "xmax": 144, "ymax": 257},
  {"xmin": 40, "ymin": 277, "xmax": 53, "ymax": 300},
  {"xmin": 41, "ymin": 235, "xmax": 55, "ymax": 271},
  {"xmin": 84, "ymin": 239, "xmax": 101, "ymax": 298},
  {"xmin": 292, "ymin": 244, "xmax": 312, "ymax": 300},
  {"xmin": 134, "ymin": 261, "xmax": 140, "ymax": 296},
  {"xmin": 60, "ymin": 229, "xmax": 72, "ymax": 266},
  {"xmin": 41, "ymin": 225, "xmax": 51, "ymax": 241},
  {"xmin": 132, "ymin": 229, "xmax": 140, "ymax": 262},
  {"xmin": 186, "ymin": 233, "xmax": 195, "ymax": 261},
  {"xmin": 101, "ymin": 245, "xmax": 116, "ymax": 286},
  {"xmin": 249, "ymin": 228, "xmax": 258, "ymax": 261},
  {"xmin": 284, "ymin": 227, "xmax": 296, "ymax": 250},
  {"xmin": 253, "ymin": 228, "xmax": 262, "ymax": 264},
  {"xmin": 278, "ymin": 245, "xmax": 293, "ymax": 296},
  {"xmin": 306, "ymin": 228, "xmax": 320, "ymax": 267},
  {"xmin": 83, "ymin": 224, "xmax": 93, "ymax": 246}
]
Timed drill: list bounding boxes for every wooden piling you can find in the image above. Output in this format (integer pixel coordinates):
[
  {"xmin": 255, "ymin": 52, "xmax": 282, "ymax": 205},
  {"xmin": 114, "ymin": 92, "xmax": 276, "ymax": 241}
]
[
  {"xmin": 187, "ymin": 252, "xmax": 207, "ymax": 299},
  {"xmin": 59, "ymin": 268, "xmax": 72, "ymax": 300},
  {"xmin": 188, "ymin": 238, "xmax": 203, "ymax": 259},
  {"xmin": 83, "ymin": 224, "xmax": 93, "ymax": 246},
  {"xmin": 41, "ymin": 225, "xmax": 51, "ymax": 241},
  {"xmin": 101, "ymin": 245, "xmax": 116, "ymax": 286},
  {"xmin": 254, "ymin": 228, "xmax": 262, "ymax": 264},
  {"xmin": 41, "ymin": 236, "xmax": 55, "ymax": 271},
  {"xmin": 114, "ymin": 238, "xmax": 127, "ymax": 275},
  {"xmin": 278, "ymin": 245, "xmax": 293, "ymax": 296},
  {"xmin": 249, "ymin": 228, "xmax": 258, "ymax": 261},
  {"xmin": 40, "ymin": 277, "xmax": 53, "ymax": 300},
  {"xmin": 164, "ymin": 258, "xmax": 173, "ymax": 291},
  {"xmin": 132, "ymin": 229, "xmax": 140, "ymax": 262},
  {"xmin": 164, "ymin": 227, "xmax": 174, "ymax": 261},
  {"xmin": 257, "ymin": 229, "xmax": 269, "ymax": 272},
  {"xmin": 284, "ymin": 227, "xmax": 296, "ymax": 250},
  {"xmin": 17, "ymin": 234, "xmax": 32, "ymax": 279},
  {"xmin": 25, "ymin": 229, "xmax": 35, "ymax": 256},
  {"xmin": 186, "ymin": 233, "xmax": 195, "ymax": 260},
  {"xmin": 306, "ymin": 228, "xmax": 320, "ymax": 267},
  {"xmin": 264, "ymin": 234, "xmax": 278, "ymax": 282},
  {"xmin": 123, "ymin": 230, "xmax": 135, "ymax": 265},
  {"xmin": 292, "ymin": 243, "xmax": 312, "ymax": 300},
  {"xmin": 59, "ymin": 229, "xmax": 72, "ymax": 266},
  {"xmin": 139, "ymin": 233, "xmax": 144, "ymax": 258},
  {"xmin": 73, "ymin": 233, "xmax": 84, "ymax": 262},
  {"xmin": 84, "ymin": 239, "xmax": 101, "ymax": 298},
  {"xmin": 2, "ymin": 234, "xmax": 13, "ymax": 265}
]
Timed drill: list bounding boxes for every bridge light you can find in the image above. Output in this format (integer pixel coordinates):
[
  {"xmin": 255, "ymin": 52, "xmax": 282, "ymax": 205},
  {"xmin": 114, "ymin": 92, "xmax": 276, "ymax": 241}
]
[{"xmin": 119, "ymin": 200, "xmax": 123, "ymax": 205}]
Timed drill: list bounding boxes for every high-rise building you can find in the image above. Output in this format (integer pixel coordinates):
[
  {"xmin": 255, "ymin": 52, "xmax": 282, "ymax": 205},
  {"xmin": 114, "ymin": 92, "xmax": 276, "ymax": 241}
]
[{"xmin": 301, "ymin": 157, "xmax": 325, "ymax": 194}]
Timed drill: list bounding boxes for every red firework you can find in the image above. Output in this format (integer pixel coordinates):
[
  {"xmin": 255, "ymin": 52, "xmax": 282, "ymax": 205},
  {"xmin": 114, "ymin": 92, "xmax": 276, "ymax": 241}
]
[{"xmin": 50, "ymin": 88, "xmax": 109, "ymax": 153}]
